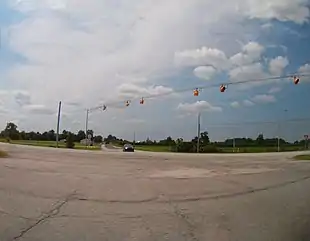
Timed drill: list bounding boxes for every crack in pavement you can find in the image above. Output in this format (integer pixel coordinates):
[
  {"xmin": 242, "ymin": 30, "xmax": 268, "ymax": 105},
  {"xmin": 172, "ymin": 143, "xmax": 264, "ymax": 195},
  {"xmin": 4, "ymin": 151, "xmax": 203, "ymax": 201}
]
[
  {"xmin": 166, "ymin": 197, "xmax": 199, "ymax": 241},
  {"xmin": 12, "ymin": 191, "xmax": 77, "ymax": 241}
]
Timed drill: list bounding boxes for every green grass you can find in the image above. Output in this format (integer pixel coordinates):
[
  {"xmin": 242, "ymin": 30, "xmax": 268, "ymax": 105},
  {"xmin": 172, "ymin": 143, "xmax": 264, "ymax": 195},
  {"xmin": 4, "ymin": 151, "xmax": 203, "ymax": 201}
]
[
  {"xmin": 134, "ymin": 145, "xmax": 172, "ymax": 152},
  {"xmin": 134, "ymin": 145, "xmax": 304, "ymax": 153},
  {"xmin": 219, "ymin": 146, "xmax": 303, "ymax": 153},
  {"xmin": 293, "ymin": 155, "xmax": 310, "ymax": 160},
  {"xmin": 0, "ymin": 150, "xmax": 8, "ymax": 158},
  {"xmin": 0, "ymin": 139, "xmax": 101, "ymax": 151}
]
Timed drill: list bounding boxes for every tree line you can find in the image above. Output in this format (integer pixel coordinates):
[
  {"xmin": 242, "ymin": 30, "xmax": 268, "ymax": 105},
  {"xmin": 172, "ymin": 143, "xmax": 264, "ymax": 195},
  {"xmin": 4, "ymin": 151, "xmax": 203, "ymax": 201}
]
[
  {"xmin": 1, "ymin": 122, "xmax": 308, "ymax": 152},
  {"xmin": 0, "ymin": 122, "xmax": 103, "ymax": 144}
]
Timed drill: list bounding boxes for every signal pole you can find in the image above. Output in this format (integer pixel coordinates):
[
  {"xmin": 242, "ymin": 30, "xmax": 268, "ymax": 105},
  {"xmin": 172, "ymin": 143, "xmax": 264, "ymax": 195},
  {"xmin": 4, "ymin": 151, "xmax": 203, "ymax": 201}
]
[
  {"xmin": 197, "ymin": 112, "xmax": 201, "ymax": 153},
  {"xmin": 85, "ymin": 109, "xmax": 89, "ymax": 147},
  {"xmin": 56, "ymin": 101, "xmax": 62, "ymax": 148}
]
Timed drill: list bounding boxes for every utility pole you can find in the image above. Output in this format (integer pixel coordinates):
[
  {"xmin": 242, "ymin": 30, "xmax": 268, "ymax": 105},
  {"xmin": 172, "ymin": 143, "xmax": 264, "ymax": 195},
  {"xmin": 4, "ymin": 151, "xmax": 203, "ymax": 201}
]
[
  {"xmin": 197, "ymin": 112, "xmax": 201, "ymax": 153},
  {"xmin": 133, "ymin": 131, "xmax": 136, "ymax": 147},
  {"xmin": 56, "ymin": 101, "xmax": 62, "ymax": 148},
  {"xmin": 85, "ymin": 109, "xmax": 89, "ymax": 148}
]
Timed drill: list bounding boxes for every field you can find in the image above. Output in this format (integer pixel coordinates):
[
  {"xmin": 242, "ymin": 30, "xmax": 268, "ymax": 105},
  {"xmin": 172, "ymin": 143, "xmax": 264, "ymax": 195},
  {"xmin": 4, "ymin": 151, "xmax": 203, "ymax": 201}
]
[
  {"xmin": 134, "ymin": 145, "xmax": 305, "ymax": 153},
  {"xmin": 294, "ymin": 155, "xmax": 310, "ymax": 160},
  {"xmin": 0, "ymin": 139, "xmax": 101, "ymax": 150},
  {"xmin": 0, "ymin": 150, "xmax": 8, "ymax": 157},
  {"xmin": 134, "ymin": 145, "xmax": 172, "ymax": 152}
]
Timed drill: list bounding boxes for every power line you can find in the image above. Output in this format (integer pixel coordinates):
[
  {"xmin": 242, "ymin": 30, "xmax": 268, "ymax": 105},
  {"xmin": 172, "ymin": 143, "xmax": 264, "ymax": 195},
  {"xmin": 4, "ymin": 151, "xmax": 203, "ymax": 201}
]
[{"xmin": 83, "ymin": 72, "xmax": 310, "ymax": 112}]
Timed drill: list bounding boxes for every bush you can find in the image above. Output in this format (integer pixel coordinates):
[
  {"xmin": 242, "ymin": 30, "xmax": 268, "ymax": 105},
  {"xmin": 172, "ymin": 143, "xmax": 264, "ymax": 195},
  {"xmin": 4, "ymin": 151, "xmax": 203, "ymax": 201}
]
[
  {"xmin": 66, "ymin": 133, "xmax": 75, "ymax": 149},
  {"xmin": 202, "ymin": 145, "xmax": 221, "ymax": 153}
]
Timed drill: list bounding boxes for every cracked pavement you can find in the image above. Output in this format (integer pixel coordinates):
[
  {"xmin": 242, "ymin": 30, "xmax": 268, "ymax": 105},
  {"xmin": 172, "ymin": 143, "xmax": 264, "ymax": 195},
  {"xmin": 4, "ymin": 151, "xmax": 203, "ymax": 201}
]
[{"xmin": 1, "ymin": 143, "xmax": 310, "ymax": 241}]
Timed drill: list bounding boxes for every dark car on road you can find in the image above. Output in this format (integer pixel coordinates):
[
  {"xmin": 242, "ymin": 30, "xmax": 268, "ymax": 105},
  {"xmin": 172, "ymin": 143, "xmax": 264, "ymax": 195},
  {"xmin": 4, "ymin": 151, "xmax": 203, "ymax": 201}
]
[{"xmin": 123, "ymin": 144, "xmax": 134, "ymax": 152}]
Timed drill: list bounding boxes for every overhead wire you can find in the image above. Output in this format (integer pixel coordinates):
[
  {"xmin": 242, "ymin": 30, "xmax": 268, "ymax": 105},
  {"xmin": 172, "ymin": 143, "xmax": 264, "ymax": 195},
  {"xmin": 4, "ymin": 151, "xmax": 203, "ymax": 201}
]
[{"xmin": 83, "ymin": 72, "xmax": 310, "ymax": 113}]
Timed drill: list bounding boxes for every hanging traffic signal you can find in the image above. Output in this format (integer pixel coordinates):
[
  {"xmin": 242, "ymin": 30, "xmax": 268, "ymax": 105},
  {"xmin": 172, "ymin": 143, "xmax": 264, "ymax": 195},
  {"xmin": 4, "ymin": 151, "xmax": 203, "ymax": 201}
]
[
  {"xmin": 220, "ymin": 84, "xmax": 227, "ymax": 93},
  {"xmin": 293, "ymin": 76, "xmax": 300, "ymax": 85},
  {"xmin": 193, "ymin": 88, "xmax": 199, "ymax": 96},
  {"xmin": 140, "ymin": 98, "xmax": 144, "ymax": 104}
]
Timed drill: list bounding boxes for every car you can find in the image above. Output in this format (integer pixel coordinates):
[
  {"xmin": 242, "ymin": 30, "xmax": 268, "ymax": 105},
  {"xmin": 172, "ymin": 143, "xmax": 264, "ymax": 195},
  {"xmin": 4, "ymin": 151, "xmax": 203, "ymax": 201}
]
[{"xmin": 123, "ymin": 144, "xmax": 134, "ymax": 152}]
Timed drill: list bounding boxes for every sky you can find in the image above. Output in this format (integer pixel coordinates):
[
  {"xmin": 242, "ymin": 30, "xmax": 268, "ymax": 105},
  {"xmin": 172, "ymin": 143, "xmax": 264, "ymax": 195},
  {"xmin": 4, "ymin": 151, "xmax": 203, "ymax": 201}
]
[{"xmin": 0, "ymin": 0, "xmax": 310, "ymax": 142}]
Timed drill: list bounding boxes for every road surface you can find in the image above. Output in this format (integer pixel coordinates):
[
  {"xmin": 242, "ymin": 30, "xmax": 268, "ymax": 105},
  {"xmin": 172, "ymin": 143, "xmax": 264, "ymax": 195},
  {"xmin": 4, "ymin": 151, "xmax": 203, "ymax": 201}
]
[{"xmin": 1, "ymin": 143, "xmax": 310, "ymax": 241}]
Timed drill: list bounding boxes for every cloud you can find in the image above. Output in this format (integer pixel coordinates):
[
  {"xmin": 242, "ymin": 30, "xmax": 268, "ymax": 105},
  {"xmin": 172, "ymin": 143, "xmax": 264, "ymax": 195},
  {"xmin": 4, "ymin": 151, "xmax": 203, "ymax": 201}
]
[
  {"xmin": 13, "ymin": 90, "xmax": 32, "ymax": 106},
  {"xmin": 193, "ymin": 66, "xmax": 216, "ymax": 80},
  {"xmin": 268, "ymin": 86, "xmax": 282, "ymax": 94},
  {"xmin": 243, "ymin": 100, "xmax": 255, "ymax": 107},
  {"xmin": 174, "ymin": 47, "xmax": 229, "ymax": 70},
  {"xmin": 125, "ymin": 118, "xmax": 145, "ymax": 124},
  {"xmin": 230, "ymin": 42, "xmax": 264, "ymax": 66},
  {"xmin": 23, "ymin": 105, "xmax": 55, "ymax": 115},
  {"xmin": 252, "ymin": 94, "xmax": 276, "ymax": 104},
  {"xmin": 238, "ymin": 0, "xmax": 310, "ymax": 24},
  {"xmin": 299, "ymin": 63, "xmax": 310, "ymax": 73},
  {"xmin": 229, "ymin": 62, "xmax": 269, "ymax": 88},
  {"xmin": 177, "ymin": 101, "xmax": 222, "ymax": 114},
  {"xmin": 117, "ymin": 84, "xmax": 175, "ymax": 100},
  {"xmin": 230, "ymin": 101, "xmax": 240, "ymax": 108},
  {"xmin": 0, "ymin": 107, "xmax": 9, "ymax": 115},
  {"xmin": 269, "ymin": 56, "xmax": 289, "ymax": 76}
]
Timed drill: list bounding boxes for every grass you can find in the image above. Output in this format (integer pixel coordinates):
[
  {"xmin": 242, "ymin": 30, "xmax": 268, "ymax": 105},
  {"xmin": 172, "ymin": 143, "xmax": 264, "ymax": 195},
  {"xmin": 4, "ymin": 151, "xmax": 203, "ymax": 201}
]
[
  {"xmin": 293, "ymin": 155, "xmax": 310, "ymax": 161},
  {"xmin": 0, "ymin": 139, "xmax": 101, "ymax": 151},
  {"xmin": 134, "ymin": 145, "xmax": 172, "ymax": 152},
  {"xmin": 0, "ymin": 150, "xmax": 8, "ymax": 158},
  {"xmin": 219, "ymin": 146, "xmax": 303, "ymax": 153},
  {"xmin": 134, "ymin": 145, "xmax": 304, "ymax": 153}
]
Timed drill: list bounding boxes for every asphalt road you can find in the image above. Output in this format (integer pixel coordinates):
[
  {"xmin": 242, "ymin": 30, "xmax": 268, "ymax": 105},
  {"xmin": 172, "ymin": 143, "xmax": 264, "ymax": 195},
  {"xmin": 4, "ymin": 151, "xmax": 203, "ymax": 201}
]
[{"xmin": 1, "ymin": 143, "xmax": 310, "ymax": 241}]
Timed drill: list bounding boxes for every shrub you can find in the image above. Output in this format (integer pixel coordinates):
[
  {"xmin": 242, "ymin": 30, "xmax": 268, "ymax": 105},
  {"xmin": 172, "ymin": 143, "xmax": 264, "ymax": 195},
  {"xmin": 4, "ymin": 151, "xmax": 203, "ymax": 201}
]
[{"xmin": 66, "ymin": 133, "xmax": 75, "ymax": 149}]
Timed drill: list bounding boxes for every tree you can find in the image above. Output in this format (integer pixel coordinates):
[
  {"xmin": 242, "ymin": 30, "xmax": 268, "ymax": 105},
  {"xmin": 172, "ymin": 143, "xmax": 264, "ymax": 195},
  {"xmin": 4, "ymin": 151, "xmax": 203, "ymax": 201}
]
[
  {"xmin": 4, "ymin": 122, "xmax": 20, "ymax": 140},
  {"xmin": 66, "ymin": 132, "xmax": 75, "ymax": 149},
  {"xmin": 200, "ymin": 131, "xmax": 210, "ymax": 145},
  {"xmin": 256, "ymin": 134, "xmax": 264, "ymax": 146},
  {"xmin": 77, "ymin": 130, "xmax": 86, "ymax": 142},
  {"xmin": 93, "ymin": 135, "xmax": 103, "ymax": 143}
]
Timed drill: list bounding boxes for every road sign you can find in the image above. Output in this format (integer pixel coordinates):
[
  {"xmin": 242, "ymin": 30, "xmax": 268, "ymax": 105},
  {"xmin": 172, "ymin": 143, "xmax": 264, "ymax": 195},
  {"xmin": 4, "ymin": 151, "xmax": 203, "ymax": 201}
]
[{"xmin": 304, "ymin": 135, "xmax": 308, "ymax": 140}]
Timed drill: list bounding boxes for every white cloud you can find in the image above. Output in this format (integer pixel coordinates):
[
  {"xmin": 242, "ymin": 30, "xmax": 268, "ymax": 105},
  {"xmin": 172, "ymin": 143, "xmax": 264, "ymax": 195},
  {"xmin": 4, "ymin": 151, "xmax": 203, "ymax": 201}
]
[
  {"xmin": 238, "ymin": 0, "xmax": 310, "ymax": 24},
  {"xmin": 193, "ymin": 66, "xmax": 216, "ymax": 80},
  {"xmin": 174, "ymin": 47, "xmax": 229, "ymax": 70},
  {"xmin": 252, "ymin": 94, "xmax": 276, "ymax": 104},
  {"xmin": 229, "ymin": 63, "xmax": 268, "ymax": 85},
  {"xmin": 177, "ymin": 101, "xmax": 222, "ymax": 114},
  {"xmin": 230, "ymin": 42, "xmax": 264, "ymax": 67},
  {"xmin": 13, "ymin": 90, "xmax": 32, "ymax": 106},
  {"xmin": 269, "ymin": 56, "xmax": 289, "ymax": 76},
  {"xmin": 268, "ymin": 86, "xmax": 282, "ymax": 94},
  {"xmin": 243, "ymin": 100, "xmax": 255, "ymax": 107},
  {"xmin": 230, "ymin": 101, "xmax": 240, "ymax": 108},
  {"xmin": 117, "ymin": 84, "xmax": 175, "ymax": 100},
  {"xmin": 23, "ymin": 105, "xmax": 55, "ymax": 115},
  {"xmin": 299, "ymin": 63, "xmax": 310, "ymax": 73}
]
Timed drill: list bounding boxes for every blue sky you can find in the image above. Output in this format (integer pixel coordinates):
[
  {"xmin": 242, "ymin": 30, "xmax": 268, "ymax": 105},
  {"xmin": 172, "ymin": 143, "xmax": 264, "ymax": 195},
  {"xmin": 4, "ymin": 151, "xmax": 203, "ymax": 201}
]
[{"xmin": 0, "ymin": 0, "xmax": 310, "ymax": 142}]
